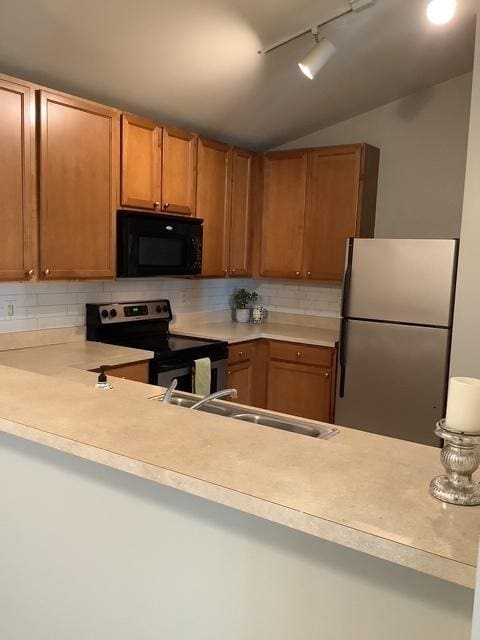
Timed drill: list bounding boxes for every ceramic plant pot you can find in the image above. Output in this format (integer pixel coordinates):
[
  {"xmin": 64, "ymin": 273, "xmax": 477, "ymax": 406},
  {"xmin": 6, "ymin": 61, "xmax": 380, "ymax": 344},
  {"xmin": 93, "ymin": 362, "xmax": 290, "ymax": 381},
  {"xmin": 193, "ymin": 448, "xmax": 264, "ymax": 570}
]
[{"xmin": 235, "ymin": 308, "xmax": 250, "ymax": 323}]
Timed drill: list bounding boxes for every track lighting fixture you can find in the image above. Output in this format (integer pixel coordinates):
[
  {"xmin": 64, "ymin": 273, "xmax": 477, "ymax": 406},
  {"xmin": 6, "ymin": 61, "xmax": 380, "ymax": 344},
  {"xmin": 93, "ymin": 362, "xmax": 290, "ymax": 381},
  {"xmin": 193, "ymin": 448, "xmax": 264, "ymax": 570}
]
[{"xmin": 298, "ymin": 32, "xmax": 336, "ymax": 80}]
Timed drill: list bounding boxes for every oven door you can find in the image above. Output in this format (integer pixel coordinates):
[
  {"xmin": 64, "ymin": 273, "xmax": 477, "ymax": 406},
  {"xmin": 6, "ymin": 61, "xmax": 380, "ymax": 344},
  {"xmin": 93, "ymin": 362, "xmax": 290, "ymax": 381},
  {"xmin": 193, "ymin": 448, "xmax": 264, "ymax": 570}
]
[
  {"xmin": 117, "ymin": 212, "xmax": 202, "ymax": 277},
  {"xmin": 156, "ymin": 359, "xmax": 228, "ymax": 394}
]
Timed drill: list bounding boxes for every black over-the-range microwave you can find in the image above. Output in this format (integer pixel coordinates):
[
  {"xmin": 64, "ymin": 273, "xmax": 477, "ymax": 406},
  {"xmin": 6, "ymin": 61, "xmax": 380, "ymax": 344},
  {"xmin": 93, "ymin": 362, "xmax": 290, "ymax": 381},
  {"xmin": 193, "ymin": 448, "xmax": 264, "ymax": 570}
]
[{"xmin": 117, "ymin": 211, "xmax": 203, "ymax": 277}]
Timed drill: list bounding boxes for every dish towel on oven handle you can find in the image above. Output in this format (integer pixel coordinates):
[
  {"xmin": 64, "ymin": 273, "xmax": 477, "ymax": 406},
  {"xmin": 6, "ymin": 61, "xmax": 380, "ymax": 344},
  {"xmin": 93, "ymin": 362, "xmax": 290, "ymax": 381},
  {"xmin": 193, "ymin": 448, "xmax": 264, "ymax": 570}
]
[{"xmin": 193, "ymin": 357, "xmax": 211, "ymax": 397}]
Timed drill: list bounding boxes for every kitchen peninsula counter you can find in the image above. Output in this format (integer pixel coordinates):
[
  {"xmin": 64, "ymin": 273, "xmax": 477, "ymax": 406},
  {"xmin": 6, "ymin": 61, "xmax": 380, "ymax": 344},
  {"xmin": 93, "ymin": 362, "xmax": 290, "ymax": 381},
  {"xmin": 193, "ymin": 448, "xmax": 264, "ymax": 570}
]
[{"xmin": 0, "ymin": 345, "xmax": 478, "ymax": 590}]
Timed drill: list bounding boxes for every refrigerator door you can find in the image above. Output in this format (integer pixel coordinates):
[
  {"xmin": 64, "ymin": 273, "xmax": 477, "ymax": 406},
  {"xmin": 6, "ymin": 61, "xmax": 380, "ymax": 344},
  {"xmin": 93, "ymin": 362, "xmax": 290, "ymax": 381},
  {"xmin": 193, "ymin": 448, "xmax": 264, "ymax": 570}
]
[
  {"xmin": 335, "ymin": 319, "xmax": 450, "ymax": 446},
  {"xmin": 345, "ymin": 239, "xmax": 458, "ymax": 327}
]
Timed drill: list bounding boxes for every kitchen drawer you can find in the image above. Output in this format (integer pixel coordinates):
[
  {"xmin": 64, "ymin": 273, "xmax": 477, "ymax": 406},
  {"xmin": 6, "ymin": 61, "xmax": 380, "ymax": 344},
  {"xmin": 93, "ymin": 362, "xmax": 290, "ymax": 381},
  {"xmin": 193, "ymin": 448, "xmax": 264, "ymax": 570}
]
[
  {"xmin": 268, "ymin": 341, "xmax": 334, "ymax": 367},
  {"xmin": 228, "ymin": 341, "xmax": 256, "ymax": 364}
]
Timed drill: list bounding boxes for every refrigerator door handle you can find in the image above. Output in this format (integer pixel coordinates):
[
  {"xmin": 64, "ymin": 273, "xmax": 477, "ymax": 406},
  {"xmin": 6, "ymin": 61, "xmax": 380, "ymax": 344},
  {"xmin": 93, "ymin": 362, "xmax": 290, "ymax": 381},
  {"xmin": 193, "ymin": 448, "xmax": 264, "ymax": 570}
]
[
  {"xmin": 341, "ymin": 238, "xmax": 354, "ymax": 318},
  {"xmin": 339, "ymin": 318, "xmax": 348, "ymax": 398}
]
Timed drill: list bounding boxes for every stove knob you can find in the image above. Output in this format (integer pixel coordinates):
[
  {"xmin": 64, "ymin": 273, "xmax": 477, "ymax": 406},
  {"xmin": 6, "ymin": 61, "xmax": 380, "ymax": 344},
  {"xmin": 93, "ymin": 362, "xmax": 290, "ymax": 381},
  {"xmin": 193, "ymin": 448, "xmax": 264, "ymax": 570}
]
[
  {"xmin": 109, "ymin": 309, "xmax": 117, "ymax": 318},
  {"xmin": 162, "ymin": 304, "xmax": 169, "ymax": 313},
  {"xmin": 156, "ymin": 305, "xmax": 162, "ymax": 313},
  {"xmin": 101, "ymin": 309, "xmax": 109, "ymax": 319}
]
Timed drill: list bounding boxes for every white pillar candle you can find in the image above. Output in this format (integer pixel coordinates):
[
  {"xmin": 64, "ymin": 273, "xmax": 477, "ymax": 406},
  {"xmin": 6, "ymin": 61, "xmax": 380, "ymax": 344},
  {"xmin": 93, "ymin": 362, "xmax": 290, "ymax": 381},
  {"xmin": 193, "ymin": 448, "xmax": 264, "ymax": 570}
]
[{"xmin": 445, "ymin": 377, "xmax": 480, "ymax": 434}]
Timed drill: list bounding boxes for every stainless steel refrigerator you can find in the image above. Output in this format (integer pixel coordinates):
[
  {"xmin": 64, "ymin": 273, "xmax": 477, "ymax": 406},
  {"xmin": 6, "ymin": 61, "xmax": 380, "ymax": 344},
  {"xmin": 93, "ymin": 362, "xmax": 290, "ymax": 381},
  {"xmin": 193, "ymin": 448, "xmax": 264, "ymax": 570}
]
[{"xmin": 334, "ymin": 238, "xmax": 458, "ymax": 446}]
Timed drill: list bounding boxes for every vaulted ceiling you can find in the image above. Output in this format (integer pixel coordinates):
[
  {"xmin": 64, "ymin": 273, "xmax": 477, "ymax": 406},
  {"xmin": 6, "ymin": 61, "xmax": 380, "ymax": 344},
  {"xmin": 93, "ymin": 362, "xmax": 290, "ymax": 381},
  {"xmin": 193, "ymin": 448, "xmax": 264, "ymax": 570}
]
[{"xmin": 0, "ymin": 0, "xmax": 476, "ymax": 149}]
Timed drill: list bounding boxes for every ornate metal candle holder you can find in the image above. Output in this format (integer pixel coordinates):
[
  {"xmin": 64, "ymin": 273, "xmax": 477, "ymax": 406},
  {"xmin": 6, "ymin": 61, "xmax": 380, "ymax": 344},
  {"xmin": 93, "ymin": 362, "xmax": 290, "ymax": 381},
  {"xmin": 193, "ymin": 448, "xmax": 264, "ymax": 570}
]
[{"xmin": 430, "ymin": 420, "xmax": 480, "ymax": 506}]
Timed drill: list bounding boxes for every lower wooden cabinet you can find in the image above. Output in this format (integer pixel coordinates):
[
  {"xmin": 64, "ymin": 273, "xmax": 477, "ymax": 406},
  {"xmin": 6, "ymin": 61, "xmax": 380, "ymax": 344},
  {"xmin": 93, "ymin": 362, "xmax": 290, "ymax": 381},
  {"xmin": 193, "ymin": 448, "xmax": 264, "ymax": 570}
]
[
  {"xmin": 101, "ymin": 361, "xmax": 150, "ymax": 384},
  {"xmin": 227, "ymin": 341, "xmax": 257, "ymax": 406},
  {"xmin": 227, "ymin": 339, "xmax": 335, "ymax": 422},
  {"xmin": 266, "ymin": 341, "xmax": 335, "ymax": 423},
  {"xmin": 228, "ymin": 360, "xmax": 254, "ymax": 405},
  {"xmin": 266, "ymin": 359, "xmax": 333, "ymax": 423}
]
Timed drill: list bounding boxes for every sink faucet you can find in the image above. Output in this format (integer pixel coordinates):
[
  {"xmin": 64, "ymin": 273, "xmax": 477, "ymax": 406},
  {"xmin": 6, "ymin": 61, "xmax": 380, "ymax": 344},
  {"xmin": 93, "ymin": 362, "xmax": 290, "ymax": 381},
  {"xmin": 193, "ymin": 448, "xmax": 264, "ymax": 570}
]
[
  {"xmin": 162, "ymin": 378, "xmax": 178, "ymax": 404},
  {"xmin": 190, "ymin": 388, "xmax": 238, "ymax": 410}
]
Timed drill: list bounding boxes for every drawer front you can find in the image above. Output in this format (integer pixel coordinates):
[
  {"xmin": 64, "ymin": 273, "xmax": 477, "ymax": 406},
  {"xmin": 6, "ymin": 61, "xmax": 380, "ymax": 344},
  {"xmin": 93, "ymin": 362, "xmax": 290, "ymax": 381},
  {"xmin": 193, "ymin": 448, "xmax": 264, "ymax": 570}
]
[
  {"xmin": 228, "ymin": 341, "xmax": 256, "ymax": 364},
  {"xmin": 269, "ymin": 340, "xmax": 334, "ymax": 367}
]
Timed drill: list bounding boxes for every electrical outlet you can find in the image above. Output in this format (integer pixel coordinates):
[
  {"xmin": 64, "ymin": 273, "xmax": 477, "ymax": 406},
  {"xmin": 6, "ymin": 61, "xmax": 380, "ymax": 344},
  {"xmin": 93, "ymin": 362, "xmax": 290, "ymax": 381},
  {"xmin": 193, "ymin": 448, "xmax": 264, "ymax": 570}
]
[{"xmin": 6, "ymin": 301, "xmax": 15, "ymax": 320}]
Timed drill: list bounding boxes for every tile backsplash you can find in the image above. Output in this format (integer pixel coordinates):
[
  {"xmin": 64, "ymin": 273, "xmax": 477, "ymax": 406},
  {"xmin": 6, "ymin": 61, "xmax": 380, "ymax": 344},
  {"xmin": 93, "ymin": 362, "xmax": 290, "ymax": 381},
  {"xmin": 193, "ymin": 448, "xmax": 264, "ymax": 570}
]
[
  {"xmin": 0, "ymin": 278, "xmax": 342, "ymax": 334},
  {"xmin": 256, "ymin": 280, "xmax": 342, "ymax": 317}
]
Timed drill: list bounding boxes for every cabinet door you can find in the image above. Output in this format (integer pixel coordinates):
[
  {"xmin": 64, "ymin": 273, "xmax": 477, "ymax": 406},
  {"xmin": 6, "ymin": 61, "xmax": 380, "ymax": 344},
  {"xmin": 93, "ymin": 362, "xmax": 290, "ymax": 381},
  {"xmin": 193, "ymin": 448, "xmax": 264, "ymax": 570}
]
[
  {"xmin": 38, "ymin": 91, "xmax": 118, "ymax": 279},
  {"xmin": 196, "ymin": 137, "xmax": 231, "ymax": 276},
  {"xmin": 260, "ymin": 150, "xmax": 307, "ymax": 279},
  {"xmin": 0, "ymin": 79, "xmax": 34, "ymax": 281},
  {"xmin": 303, "ymin": 146, "xmax": 362, "ymax": 282},
  {"xmin": 162, "ymin": 127, "xmax": 197, "ymax": 215},
  {"xmin": 107, "ymin": 361, "xmax": 150, "ymax": 383},
  {"xmin": 266, "ymin": 360, "xmax": 332, "ymax": 422},
  {"xmin": 121, "ymin": 113, "xmax": 161, "ymax": 210},
  {"xmin": 228, "ymin": 360, "xmax": 253, "ymax": 406},
  {"xmin": 229, "ymin": 149, "xmax": 254, "ymax": 277}
]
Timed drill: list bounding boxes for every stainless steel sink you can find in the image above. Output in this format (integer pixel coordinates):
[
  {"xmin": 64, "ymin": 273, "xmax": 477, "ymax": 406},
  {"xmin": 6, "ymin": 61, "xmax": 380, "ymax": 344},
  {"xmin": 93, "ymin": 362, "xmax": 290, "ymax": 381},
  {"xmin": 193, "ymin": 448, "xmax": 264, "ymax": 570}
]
[
  {"xmin": 167, "ymin": 396, "xmax": 232, "ymax": 417},
  {"xmin": 151, "ymin": 392, "xmax": 338, "ymax": 440},
  {"xmin": 230, "ymin": 413, "xmax": 331, "ymax": 439}
]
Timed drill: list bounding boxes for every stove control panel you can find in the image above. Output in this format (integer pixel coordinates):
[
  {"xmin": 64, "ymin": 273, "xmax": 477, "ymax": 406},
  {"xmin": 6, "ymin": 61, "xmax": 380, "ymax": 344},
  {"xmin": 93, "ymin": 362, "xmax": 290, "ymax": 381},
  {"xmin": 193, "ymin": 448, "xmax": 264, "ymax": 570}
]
[{"xmin": 94, "ymin": 300, "xmax": 172, "ymax": 324}]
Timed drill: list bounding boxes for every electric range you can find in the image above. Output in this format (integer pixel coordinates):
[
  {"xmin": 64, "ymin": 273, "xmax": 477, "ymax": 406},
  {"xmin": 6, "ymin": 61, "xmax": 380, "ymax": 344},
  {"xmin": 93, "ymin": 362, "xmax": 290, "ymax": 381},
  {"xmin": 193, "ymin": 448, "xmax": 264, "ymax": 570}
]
[{"xmin": 86, "ymin": 300, "xmax": 229, "ymax": 392}]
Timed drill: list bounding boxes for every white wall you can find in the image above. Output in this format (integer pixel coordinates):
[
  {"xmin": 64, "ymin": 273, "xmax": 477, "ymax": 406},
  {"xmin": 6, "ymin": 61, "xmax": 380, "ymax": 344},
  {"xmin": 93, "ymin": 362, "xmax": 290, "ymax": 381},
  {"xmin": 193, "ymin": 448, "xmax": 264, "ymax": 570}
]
[
  {"xmin": 0, "ymin": 432, "xmax": 474, "ymax": 640},
  {"xmin": 451, "ymin": 15, "xmax": 480, "ymax": 377},
  {"xmin": 278, "ymin": 73, "xmax": 472, "ymax": 240}
]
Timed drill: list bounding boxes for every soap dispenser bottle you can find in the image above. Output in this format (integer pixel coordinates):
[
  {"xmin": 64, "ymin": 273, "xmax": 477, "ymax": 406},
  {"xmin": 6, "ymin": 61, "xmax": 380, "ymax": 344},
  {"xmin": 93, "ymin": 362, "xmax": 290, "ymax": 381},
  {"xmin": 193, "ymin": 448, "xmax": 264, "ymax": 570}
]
[{"xmin": 95, "ymin": 365, "xmax": 113, "ymax": 390}]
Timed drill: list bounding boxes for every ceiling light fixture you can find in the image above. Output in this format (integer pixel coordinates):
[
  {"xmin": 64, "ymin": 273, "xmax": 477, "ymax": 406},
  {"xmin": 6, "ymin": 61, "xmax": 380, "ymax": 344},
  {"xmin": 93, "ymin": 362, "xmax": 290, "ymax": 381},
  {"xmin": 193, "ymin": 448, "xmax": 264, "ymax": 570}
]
[
  {"xmin": 298, "ymin": 32, "xmax": 336, "ymax": 80},
  {"xmin": 426, "ymin": 0, "xmax": 457, "ymax": 25},
  {"xmin": 259, "ymin": 0, "xmax": 376, "ymax": 80}
]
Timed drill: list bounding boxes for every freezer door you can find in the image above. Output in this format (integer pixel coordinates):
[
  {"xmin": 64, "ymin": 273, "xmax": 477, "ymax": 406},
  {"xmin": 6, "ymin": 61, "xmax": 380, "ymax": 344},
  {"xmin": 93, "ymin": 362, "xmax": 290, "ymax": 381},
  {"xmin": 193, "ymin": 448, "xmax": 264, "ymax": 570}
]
[
  {"xmin": 345, "ymin": 239, "xmax": 458, "ymax": 326},
  {"xmin": 335, "ymin": 319, "xmax": 450, "ymax": 446}
]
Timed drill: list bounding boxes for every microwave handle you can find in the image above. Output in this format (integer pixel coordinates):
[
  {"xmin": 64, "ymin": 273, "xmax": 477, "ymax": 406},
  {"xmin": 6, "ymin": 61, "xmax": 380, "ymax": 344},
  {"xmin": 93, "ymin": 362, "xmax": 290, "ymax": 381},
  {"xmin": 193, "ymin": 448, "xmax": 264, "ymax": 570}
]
[{"xmin": 190, "ymin": 238, "xmax": 200, "ymax": 267}]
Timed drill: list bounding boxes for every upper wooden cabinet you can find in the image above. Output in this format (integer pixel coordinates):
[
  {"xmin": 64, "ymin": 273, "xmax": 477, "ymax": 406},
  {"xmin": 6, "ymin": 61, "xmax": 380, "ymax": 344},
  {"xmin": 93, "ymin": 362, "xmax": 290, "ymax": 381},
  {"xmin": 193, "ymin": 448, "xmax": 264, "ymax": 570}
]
[
  {"xmin": 260, "ymin": 150, "xmax": 308, "ymax": 279},
  {"xmin": 303, "ymin": 145, "xmax": 378, "ymax": 281},
  {"xmin": 260, "ymin": 144, "xmax": 379, "ymax": 281},
  {"xmin": 162, "ymin": 127, "xmax": 197, "ymax": 215},
  {"xmin": 121, "ymin": 113, "xmax": 161, "ymax": 210},
  {"xmin": 197, "ymin": 141, "xmax": 254, "ymax": 278},
  {"xmin": 38, "ymin": 91, "xmax": 119, "ymax": 279},
  {"xmin": 0, "ymin": 78, "xmax": 35, "ymax": 281},
  {"xmin": 229, "ymin": 148, "xmax": 254, "ymax": 277},
  {"xmin": 196, "ymin": 137, "xmax": 231, "ymax": 276}
]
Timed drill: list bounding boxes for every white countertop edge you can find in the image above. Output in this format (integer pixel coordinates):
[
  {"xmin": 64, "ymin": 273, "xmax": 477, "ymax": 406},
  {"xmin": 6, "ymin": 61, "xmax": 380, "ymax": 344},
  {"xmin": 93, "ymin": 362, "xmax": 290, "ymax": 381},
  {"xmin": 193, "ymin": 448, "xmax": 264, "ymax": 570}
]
[{"xmin": 1, "ymin": 416, "xmax": 473, "ymax": 590}]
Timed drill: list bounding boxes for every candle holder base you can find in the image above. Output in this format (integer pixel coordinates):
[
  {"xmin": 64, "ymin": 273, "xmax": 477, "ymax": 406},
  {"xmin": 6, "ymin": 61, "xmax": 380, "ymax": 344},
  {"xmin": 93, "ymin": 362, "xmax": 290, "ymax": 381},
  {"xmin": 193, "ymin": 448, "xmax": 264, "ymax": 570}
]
[{"xmin": 430, "ymin": 420, "xmax": 480, "ymax": 506}]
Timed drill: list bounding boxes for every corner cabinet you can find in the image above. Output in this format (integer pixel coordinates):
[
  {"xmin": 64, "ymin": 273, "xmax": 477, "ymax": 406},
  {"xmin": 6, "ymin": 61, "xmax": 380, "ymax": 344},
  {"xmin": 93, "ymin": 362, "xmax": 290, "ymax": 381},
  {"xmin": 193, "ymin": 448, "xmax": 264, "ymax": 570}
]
[
  {"xmin": 38, "ymin": 91, "xmax": 119, "ymax": 279},
  {"xmin": 0, "ymin": 78, "xmax": 35, "ymax": 281},
  {"xmin": 196, "ymin": 137, "xmax": 231, "ymax": 276},
  {"xmin": 260, "ymin": 144, "xmax": 379, "ymax": 281},
  {"xmin": 228, "ymin": 148, "xmax": 254, "ymax": 277},
  {"xmin": 197, "ymin": 141, "xmax": 254, "ymax": 278},
  {"xmin": 161, "ymin": 127, "xmax": 197, "ymax": 215},
  {"xmin": 121, "ymin": 113, "xmax": 161, "ymax": 210}
]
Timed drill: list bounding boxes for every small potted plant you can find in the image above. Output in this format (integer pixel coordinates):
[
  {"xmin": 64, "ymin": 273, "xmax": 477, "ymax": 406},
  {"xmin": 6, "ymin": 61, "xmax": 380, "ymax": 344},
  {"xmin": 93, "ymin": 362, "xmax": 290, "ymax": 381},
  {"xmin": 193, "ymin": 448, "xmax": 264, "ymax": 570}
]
[{"xmin": 232, "ymin": 288, "xmax": 258, "ymax": 323}]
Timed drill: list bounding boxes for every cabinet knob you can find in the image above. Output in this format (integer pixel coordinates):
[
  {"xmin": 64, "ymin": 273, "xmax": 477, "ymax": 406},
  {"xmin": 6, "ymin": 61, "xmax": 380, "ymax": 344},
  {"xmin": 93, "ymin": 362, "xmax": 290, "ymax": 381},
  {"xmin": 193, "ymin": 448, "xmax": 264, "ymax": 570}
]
[
  {"xmin": 163, "ymin": 202, "xmax": 170, "ymax": 210},
  {"xmin": 153, "ymin": 201, "xmax": 160, "ymax": 208},
  {"xmin": 324, "ymin": 372, "xmax": 330, "ymax": 378},
  {"xmin": 295, "ymin": 271, "xmax": 300, "ymax": 277},
  {"xmin": 231, "ymin": 268, "xmax": 236, "ymax": 273},
  {"xmin": 26, "ymin": 268, "xmax": 34, "ymax": 279},
  {"xmin": 228, "ymin": 370, "xmax": 231, "ymax": 375},
  {"xmin": 224, "ymin": 269, "xmax": 229, "ymax": 276},
  {"xmin": 239, "ymin": 351, "xmax": 244, "ymax": 357},
  {"xmin": 296, "ymin": 351, "xmax": 301, "ymax": 358},
  {"xmin": 307, "ymin": 271, "xmax": 312, "ymax": 277},
  {"xmin": 43, "ymin": 268, "xmax": 50, "ymax": 277}
]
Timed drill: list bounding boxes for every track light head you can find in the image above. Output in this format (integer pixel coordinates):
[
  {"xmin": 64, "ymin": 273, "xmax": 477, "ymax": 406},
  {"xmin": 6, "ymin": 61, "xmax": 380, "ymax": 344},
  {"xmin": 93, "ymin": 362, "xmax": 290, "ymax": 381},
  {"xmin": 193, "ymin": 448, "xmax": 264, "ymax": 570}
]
[{"xmin": 298, "ymin": 36, "xmax": 336, "ymax": 80}]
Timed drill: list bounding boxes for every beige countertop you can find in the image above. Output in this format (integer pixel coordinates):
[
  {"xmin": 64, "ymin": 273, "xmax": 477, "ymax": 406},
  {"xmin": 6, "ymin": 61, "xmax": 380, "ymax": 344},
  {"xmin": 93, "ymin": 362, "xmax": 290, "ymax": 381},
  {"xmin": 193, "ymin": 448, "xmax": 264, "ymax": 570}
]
[
  {"xmin": 171, "ymin": 320, "xmax": 339, "ymax": 347},
  {"xmin": 0, "ymin": 338, "xmax": 478, "ymax": 589}
]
